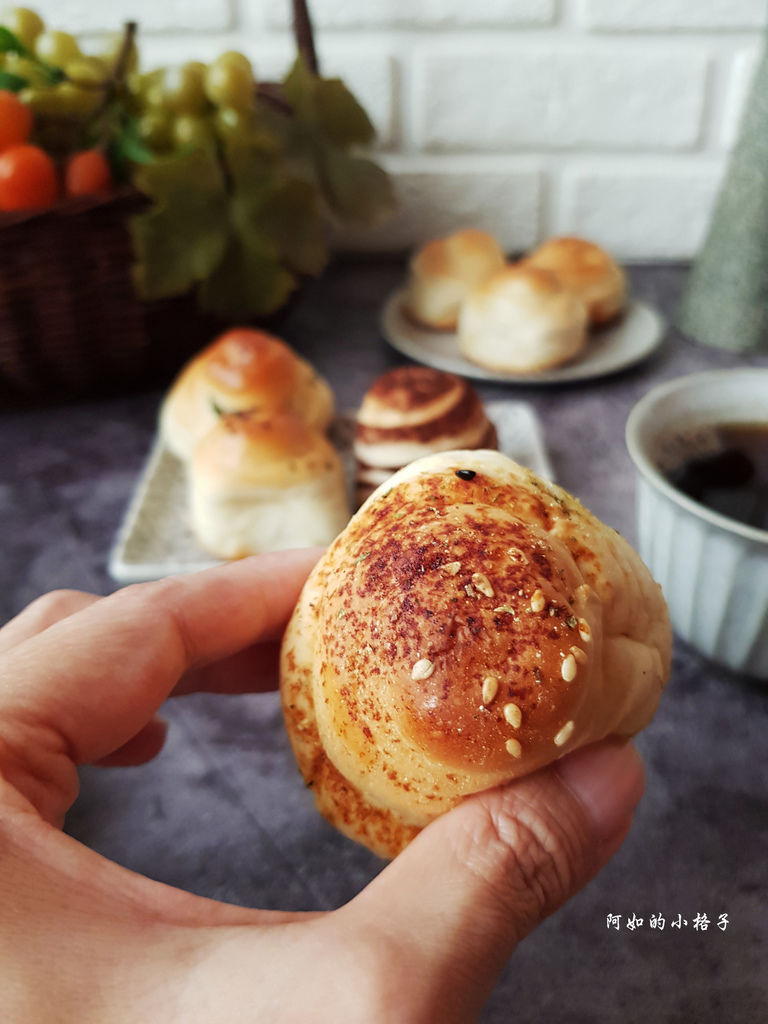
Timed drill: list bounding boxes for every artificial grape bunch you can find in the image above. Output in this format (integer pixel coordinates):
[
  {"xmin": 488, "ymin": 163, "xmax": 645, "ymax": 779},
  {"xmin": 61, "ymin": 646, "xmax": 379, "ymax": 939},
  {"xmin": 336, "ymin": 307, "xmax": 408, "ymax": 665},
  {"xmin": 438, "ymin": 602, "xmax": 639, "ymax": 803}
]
[
  {"xmin": 131, "ymin": 51, "xmax": 262, "ymax": 156},
  {"xmin": 0, "ymin": 4, "xmax": 394, "ymax": 318},
  {"xmin": 0, "ymin": 6, "xmax": 122, "ymax": 208}
]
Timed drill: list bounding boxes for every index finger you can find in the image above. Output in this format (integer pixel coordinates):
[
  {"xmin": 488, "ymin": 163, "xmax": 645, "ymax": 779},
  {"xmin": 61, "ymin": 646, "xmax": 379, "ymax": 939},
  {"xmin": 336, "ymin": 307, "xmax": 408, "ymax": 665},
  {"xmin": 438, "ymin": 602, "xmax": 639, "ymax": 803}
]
[{"xmin": 0, "ymin": 548, "xmax": 321, "ymax": 769}]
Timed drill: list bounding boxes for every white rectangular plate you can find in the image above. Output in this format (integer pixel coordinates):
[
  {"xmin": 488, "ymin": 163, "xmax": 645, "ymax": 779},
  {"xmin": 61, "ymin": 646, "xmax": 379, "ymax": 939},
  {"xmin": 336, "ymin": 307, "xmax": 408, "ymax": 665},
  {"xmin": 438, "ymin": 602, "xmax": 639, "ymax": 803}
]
[{"xmin": 108, "ymin": 400, "xmax": 554, "ymax": 585}]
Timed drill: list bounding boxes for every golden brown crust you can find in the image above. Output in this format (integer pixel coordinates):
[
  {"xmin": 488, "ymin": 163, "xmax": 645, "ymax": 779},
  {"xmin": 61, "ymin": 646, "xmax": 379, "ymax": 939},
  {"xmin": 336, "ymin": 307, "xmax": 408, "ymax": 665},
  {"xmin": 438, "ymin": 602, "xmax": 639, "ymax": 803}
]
[
  {"xmin": 189, "ymin": 409, "xmax": 350, "ymax": 560},
  {"xmin": 203, "ymin": 329, "xmax": 303, "ymax": 400},
  {"xmin": 471, "ymin": 263, "xmax": 563, "ymax": 299},
  {"xmin": 403, "ymin": 229, "xmax": 506, "ymax": 330},
  {"xmin": 280, "ymin": 450, "xmax": 671, "ymax": 859},
  {"xmin": 363, "ymin": 363, "xmax": 463, "ymax": 412},
  {"xmin": 524, "ymin": 237, "xmax": 627, "ymax": 325},
  {"xmin": 355, "ymin": 367, "xmax": 487, "ymax": 445},
  {"xmin": 411, "ymin": 229, "xmax": 503, "ymax": 279},
  {"xmin": 159, "ymin": 327, "xmax": 335, "ymax": 461},
  {"xmin": 193, "ymin": 410, "xmax": 342, "ymax": 488},
  {"xmin": 352, "ymin": 368, "xmax": 498, "ymax": 506}
]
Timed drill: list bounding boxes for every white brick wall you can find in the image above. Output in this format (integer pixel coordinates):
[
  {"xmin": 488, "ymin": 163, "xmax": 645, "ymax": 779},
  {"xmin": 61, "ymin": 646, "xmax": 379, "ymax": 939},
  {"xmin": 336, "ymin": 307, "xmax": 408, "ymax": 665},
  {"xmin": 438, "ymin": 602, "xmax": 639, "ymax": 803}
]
[
  {"xmin": 416, "ymin": 47, "xmax": 709, "ymax": 152},
  {"xmin": 263, "ymin": 0, "xmax": 557, "ymax": 29},
  {"xmin": 560, "ymin": 162, "xmax": 723, "ymax": 258},
  {"xmin": 582, "ymin": 0, "xmax": 767, "ymax": 33},
  {"xmin": 41, "ymin": 0, "xmax": 768, "ymax": 258}
]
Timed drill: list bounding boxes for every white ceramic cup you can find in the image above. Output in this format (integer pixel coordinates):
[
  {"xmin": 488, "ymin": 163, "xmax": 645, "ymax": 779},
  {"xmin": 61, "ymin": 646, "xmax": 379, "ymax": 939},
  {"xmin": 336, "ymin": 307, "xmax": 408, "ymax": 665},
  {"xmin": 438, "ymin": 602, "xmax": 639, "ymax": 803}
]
[{"xmin": 626, "ymin": 368, "xmax": 768, "ymax": 680}]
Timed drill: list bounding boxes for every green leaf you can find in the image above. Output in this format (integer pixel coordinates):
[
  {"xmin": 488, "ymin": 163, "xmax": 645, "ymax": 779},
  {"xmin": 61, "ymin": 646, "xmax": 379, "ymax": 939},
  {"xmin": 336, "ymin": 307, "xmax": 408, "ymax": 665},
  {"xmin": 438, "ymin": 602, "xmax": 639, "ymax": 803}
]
[
  {"xmin": 130, "ymin": 150, "xmax": 230, "ymax": 300},
  {"xmin": 278, "ymin": 55, "xmax": 393, "ymax": 228},
  {"xmin": 318, "ymin": 144, "xmax": 396, "ymax": 225},
  {"xmin": 283, "ymin": 59, "xmax": 374, "ymax": 147},
  {"xmin": 313, "ymin": 78, "xmax": 375, "ymax": 147},
  {"xmin": 0, "ymin": 69, "xmax": 28, "ymax": 92},
  {"xmin": 112, "ymin": 115, "xmax": 156, "ymax": 166},
  {"xmin": 0, "ymin": 26, "xmax": 29, "ymax": 56},
  {"xmin": 198, "ymin": 232, "xmax": 296, "ymax": 318},
  {"xmin": 225, "ymin": 135, "xmax": 281, "ymax": 205},
  {"xmin": 282, "ymin": 55, "xmax": 315, "ymax": 117},
  {"xmin": 258, "ymin": 178, "xmax": 327, "ymax": 275},
  {"xmin": 224, "ymin": 133, "xmax": 327, "ymax": 276}
]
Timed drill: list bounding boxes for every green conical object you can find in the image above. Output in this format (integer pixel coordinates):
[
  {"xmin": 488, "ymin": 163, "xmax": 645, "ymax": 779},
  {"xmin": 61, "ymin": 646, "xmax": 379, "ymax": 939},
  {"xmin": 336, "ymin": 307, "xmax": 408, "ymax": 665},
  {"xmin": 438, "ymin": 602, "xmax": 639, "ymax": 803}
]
[{"xmin": 678, "ymin": 34, "xmax": 768, "ymax": 351}]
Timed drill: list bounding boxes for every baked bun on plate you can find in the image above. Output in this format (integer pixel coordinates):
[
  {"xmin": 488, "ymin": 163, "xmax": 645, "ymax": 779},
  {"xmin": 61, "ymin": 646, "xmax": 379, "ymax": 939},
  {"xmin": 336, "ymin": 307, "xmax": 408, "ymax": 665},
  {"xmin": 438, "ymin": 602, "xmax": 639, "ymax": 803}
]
[
  {"xmin": 457, "ymin": 264, "xmax": 588, "ymax": 374},
  {"xmin": 524, "ymin": 236, "xmax": 627, "ymax": 325},
  {"xmin": 353, "ymin": 365, "xmax": 497, "ymax": 505},
  {"xmin": 190, "ymin": 410, "xmax": 349, "ymax": 559},
  {"xmin": 160, "ymin": 327, "xmax": 335, "ymax": 461},
  {"xmin": 404, "ymin": 228, "xmax": 505, "ymax": 330},
  {"xmin": 280, "ymin": 449, "xmax": 671, "ymax": 858}
]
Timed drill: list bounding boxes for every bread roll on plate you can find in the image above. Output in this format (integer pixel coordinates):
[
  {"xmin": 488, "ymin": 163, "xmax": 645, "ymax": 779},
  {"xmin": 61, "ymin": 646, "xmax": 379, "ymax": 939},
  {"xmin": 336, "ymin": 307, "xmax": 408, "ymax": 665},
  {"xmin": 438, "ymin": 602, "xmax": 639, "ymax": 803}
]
[
  {"xmin": 457, "ymin": 264, "xmax": 588, "ymax": 374},
  {"xmin": 160, "ymin": 327, "xmax": 334, "ymax": 461},
  {"xmin": 404, "ymin": 228, "xmax": 505, "ymax": 330},
  {"xmin": 524, "ymin": 236, "xmax": 627, "ymax": 325},
  {"xmin": 353, "ymin": 366, "xmax": 497, "ymax": 505},
  {"xmin": 190, "ymin": 410, "xmax": 349, "ymax": 559},
  {"xmin": 280, "ymin": 449, "xmax": 671, "ymax": 858}
]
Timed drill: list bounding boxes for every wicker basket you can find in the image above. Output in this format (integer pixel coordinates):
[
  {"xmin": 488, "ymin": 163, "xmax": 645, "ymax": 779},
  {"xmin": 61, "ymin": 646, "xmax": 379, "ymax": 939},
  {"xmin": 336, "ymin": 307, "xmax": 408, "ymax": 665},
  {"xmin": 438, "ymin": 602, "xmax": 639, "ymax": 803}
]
[
  {"xmin": 0, "ymin": 190, "xmax": 214, "ymax": 405},
  {"xmin": 0, "ymin": 2, "xmax": 318, "ymax": 408}
]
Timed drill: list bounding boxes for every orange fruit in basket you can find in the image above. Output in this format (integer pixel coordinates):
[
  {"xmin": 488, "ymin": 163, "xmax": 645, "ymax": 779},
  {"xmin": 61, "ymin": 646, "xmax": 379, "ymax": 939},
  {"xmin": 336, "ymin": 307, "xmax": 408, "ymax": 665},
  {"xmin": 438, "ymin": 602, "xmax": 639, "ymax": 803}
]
[
  {"xmin": 0, "ymin": 90, "xmax": 33, "ymax": 151},
  {"xmin": 0, "ymin": 144, "xmax": 58, "ymax": 210},
  {"xmin": 65, "ymin": 148, "xmax": 113, "ymax": 197}
]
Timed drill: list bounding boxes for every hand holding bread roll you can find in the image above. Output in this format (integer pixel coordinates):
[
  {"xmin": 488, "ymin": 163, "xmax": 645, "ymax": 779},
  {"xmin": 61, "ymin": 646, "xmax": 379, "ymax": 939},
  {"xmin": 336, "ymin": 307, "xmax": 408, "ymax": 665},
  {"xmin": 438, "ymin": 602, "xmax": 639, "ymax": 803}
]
[
  {"xmin": 280, "ymin": 449, "xmax": 671, "ymax": 858},
  {"xmin": 160, "ymin": 327, "xmax": 335, "ymax": 461}
]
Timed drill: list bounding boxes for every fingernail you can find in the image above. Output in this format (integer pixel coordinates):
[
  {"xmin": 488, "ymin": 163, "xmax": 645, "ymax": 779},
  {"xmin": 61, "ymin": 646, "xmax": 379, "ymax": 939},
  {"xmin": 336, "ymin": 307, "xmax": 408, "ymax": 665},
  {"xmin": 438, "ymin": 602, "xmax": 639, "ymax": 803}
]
[{"xmin": 556, "ymin": 741, "xmax": 645, "ymax": 842}]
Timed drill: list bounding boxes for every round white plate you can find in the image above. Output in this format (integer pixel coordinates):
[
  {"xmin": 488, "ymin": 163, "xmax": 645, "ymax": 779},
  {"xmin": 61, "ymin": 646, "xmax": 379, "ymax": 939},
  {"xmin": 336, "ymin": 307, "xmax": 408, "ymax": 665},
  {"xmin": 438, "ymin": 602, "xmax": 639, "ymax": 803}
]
[{"xmin": 380, "ymin": 289, "xmax": 666, "ymax": 385}]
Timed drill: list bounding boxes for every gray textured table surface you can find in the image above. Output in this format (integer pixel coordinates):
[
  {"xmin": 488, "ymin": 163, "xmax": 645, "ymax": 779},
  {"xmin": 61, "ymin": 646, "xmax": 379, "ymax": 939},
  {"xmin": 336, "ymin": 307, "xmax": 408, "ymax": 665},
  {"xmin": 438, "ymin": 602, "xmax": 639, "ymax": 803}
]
[{"xmin": 1, "ymin": 260, "xmax": 766, "ymax": 1023}]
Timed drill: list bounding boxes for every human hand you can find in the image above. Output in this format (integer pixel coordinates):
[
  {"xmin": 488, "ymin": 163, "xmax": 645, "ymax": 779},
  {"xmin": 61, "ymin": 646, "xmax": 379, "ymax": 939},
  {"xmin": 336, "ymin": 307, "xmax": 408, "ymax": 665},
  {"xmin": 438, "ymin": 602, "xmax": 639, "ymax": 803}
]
[{"xmin": 0, "ymin": 550, "xmax": 644, "ymax": 1023}]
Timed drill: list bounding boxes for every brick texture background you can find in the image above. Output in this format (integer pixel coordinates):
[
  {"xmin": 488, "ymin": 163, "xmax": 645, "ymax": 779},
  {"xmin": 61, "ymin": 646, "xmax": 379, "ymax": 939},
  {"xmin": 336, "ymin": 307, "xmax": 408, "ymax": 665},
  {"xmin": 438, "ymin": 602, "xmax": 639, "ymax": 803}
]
[{"xmin": 37, "ymin": 0, "xmax": 768, "ymax": 257}]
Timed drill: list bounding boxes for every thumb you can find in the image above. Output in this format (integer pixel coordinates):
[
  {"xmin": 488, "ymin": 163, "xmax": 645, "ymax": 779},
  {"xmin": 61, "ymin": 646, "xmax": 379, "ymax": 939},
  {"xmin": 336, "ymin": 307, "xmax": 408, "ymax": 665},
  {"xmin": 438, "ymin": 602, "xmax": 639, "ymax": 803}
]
[{"xmin": 345, "ymin": 740, "xmax": 644, "ymax": 1023}]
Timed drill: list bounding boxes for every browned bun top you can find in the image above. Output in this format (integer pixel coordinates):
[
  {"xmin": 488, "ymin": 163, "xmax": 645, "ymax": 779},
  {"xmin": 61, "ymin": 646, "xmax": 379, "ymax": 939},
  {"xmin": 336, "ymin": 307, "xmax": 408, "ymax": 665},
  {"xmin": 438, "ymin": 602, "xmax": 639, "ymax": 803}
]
[
  {"xmin": 364, "ymin": 364, "xmax": 463, "ymax": 411},
  {"xmin": 202, "ymin": 328, "xmax": 302, "ymax": 402},
  {"xmin": 472, "ymin": 262, "xmax": 565, "ymax": 300},
  {"xmin": 523, "ymin": 237, "xmax": 627, "ymax": 324},
  {"xmin": 322, "ymin": 482, "xmax": 587, "ymax": 775},
  {"xmin": 411, "ymin": 228, "xmax": 505, "ymax": 280},
  {"xmin": 280, "ymin": 450, "xmax": 671, "ymax": 856},
  {"xmin": 194, "ymin": 409, "xmax": 340, "ymax": 488},
  {"xmin": 160, "ymin": 326, "xmax": 335, "ymax": 461},
  {"xmin": 355, "ymin": 366, "xmax": 487, "ymax": 445},
  {"xmin": 524, "ymin": 236, "xmax": 617, "ymax": 286}
]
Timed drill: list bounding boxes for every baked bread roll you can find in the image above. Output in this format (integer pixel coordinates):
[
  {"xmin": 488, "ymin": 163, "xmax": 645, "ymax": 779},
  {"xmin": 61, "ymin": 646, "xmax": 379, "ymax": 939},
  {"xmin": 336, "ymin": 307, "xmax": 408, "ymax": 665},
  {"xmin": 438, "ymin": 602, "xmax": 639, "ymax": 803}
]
[
  {"xmin": 457, "ymin": 264, "xmax": 588, "ymax": 374},
  {"xmin": 404, "ymin": 228, "xmax": 505, "ymax": 330},
  {"xmin": 280, "ymin": 449, "xmax": 671, "ymax": 859},
  {"xmin": 353, "ymin": 366, "xmax": 498, "ymax": 505},
  {"xmin": 160, "ymin": 327, "xmax": 335, "ymax": 461},
  {"xmin": 524, "ymin": 236, "xmax": 627, "ymax": 325},
  {"xmin": 190, "ymin": 410, "xmax": 349, "ymax": 559}
]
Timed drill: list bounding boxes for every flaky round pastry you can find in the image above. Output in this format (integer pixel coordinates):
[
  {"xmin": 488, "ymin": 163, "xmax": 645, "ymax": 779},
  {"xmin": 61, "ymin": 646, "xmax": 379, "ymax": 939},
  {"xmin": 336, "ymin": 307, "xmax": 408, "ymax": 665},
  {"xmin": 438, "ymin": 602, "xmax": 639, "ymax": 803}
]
[
  {"xmin": 457, "ymin": 264, "xmax": 588, "ymax": 374},
  {"xmin": 403, "ymin": 228, "xmax": 506, "ymax": 330},
  {"xmin": 524, "ymin": 237, "xmax": 627, "ymax": 325},
  {"xmin": 160, "ymin": 327, "xmax": 335, "ymax": 461},
  {"xmin": 353, "ymin": 366, "xmax": 497, "ymax": 505},
  {"xmin": 280, "ymin": 449, "xmax": 671, "ymax": 859},
  {"xmin": 190, "ymin": 410, "xmax": 349, "ymax": 559}
]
